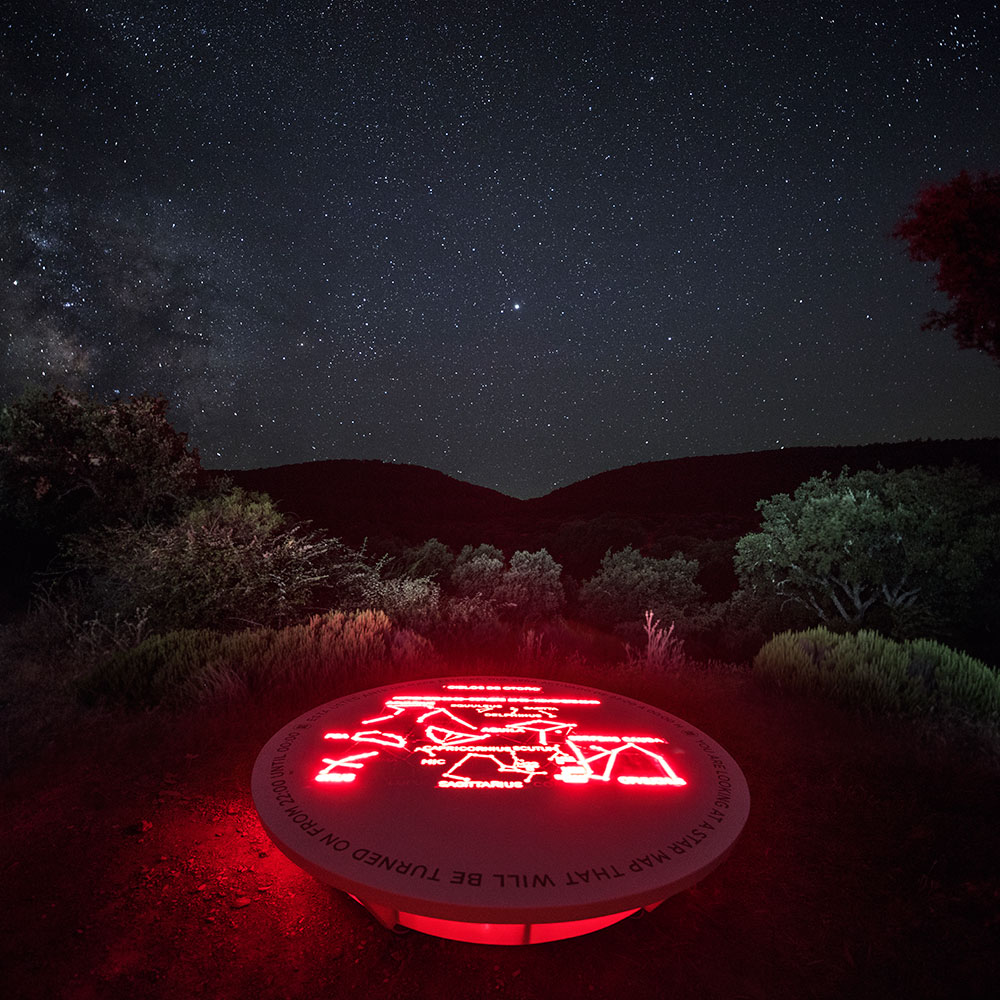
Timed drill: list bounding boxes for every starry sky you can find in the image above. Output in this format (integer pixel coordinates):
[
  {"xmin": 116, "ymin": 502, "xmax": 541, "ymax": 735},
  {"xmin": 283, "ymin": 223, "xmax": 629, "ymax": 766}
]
[{"xmin": 3, "ymin": 2, "xmax": 999, "ymax": 498}]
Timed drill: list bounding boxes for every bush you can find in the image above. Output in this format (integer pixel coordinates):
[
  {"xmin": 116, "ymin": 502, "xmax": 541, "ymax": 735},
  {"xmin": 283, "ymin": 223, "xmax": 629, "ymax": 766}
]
[
  {"xmin": 0, "ymin": 387, "xmax": 203, "ymax": 539},
  {"xmin": 579, "ymin": 546, "xmax": 703, "ymax": 632},
  {"xmin": 66, "ymin": 488, "xmax": 357, "ymax": 634},
  {"xmin": 735, "ymin": 465, "xmax": 1000, "ymax": 637},
  {"xmin": 451, "ymin": 544, "xmax": 505, "ymax": 598},
  {"xmin": 79, "ymin": 610, "xmax": 433, "ymax": 708},
  {"xmin": 494, "ymin": 549, "xmax": 565, "ymax": 623},
  {"xmin": 753, "ymin": 627, "xmax": 1000, "ymax": 723},
  {"xmin": 437, "ymin": 593, "xmax": 505, "ymax": 644},
  {"xmin": 360, "ymin": 574, "xmax": 441, "ymax": 633}
]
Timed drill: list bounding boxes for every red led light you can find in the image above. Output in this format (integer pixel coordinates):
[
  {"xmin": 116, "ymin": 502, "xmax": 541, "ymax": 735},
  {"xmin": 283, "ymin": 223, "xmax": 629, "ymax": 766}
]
[
  {"xmin": 312, "ymin": 689, "xmax": 687, "ymax": 790},
  {"xmin": 252, "ymin": 676, "xmax": 750, "ymax": 945}
]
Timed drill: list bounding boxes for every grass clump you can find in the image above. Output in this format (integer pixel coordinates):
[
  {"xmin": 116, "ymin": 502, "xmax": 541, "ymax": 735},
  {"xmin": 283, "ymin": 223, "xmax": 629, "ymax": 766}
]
[
  {"xmin": 753, "ymin": 627, "xmax": 1000, "ymax": 723},
  {"xmin": 79, "ymin": 610, "xmax": 432, "ymax": 708}
]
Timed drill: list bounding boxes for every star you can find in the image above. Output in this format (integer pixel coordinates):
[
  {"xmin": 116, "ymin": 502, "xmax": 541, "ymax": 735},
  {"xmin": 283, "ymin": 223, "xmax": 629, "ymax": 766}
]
[{"xmin": 1, "ymin": 3, "xmax": 998, "ymax": 498}]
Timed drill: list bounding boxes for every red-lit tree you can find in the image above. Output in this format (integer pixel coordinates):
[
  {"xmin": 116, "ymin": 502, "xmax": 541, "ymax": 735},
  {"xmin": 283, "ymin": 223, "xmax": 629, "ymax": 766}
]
[{"xmin": 893, "ymin": 170, "xmax": 1000, "ymax": 362}]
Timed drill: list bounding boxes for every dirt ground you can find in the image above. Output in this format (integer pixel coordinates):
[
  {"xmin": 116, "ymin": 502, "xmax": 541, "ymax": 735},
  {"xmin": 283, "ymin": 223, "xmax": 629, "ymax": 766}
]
[{"xmin": 2, "ymin": 665, "xmax": 998, "ymax": 1000}]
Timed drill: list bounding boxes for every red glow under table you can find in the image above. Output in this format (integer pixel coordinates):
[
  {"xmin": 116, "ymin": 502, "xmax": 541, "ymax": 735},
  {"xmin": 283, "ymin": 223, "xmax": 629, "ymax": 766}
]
[{"xmin": 251, "ymin": 677, "xmax": 750, "ymax": 944}]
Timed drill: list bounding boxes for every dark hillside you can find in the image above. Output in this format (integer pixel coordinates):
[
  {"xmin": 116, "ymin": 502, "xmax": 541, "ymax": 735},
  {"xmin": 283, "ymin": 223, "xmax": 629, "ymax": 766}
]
[
  {"xmin": 225, "ymin": 459, "xmax": 522, "ymax": 551},
  {"xmin": 224, "ymin": 439, "xmax": 1000, "ymax": 586},
  {"xmin": 524, "ymin": 438, "xmax": 1000, "ymax": 521}
]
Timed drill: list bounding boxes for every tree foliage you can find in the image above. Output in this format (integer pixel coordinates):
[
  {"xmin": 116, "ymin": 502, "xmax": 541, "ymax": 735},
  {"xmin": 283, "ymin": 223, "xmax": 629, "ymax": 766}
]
[
  {"xmin": 579, "ymin": 545, "xmax": 704, "ymax": 631},
  {"xmin": 67, "ymin": 489, "xmax": 355, "ymax": 633},
  {"xmin": 893, "ymin": 170, "xmax": 1000, "ymax": 361},
  {"xmin": 0, "ymin": 386, "xmax": 203, "ymax": 539},
  {"xmin": 450, "ymin": 543, "xmax": 506, "ymax": 598},
  {"xmin": 389, "ymin": 537, "xmax": 455, "ymax": 580},
  {"xmin": 494, "ymin": 549, "xmax": 566, "ymax": 622},
  {"xmin": 734, "ymin": 465, "xmax": 1000, "ymax": 634}
]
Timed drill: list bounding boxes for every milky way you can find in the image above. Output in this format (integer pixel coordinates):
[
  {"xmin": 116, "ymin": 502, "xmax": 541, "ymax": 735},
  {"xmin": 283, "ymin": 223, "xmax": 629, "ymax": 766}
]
[{"xmin": 3, "ymin": 2, "xmax": 999, "ymax": 497}]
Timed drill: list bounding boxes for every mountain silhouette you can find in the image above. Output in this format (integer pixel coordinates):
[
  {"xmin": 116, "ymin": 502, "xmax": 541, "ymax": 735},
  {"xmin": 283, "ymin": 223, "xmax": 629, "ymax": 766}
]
[{"xmin": 226, "ymin": 438, "xmax": 1000, "ymax": 589}]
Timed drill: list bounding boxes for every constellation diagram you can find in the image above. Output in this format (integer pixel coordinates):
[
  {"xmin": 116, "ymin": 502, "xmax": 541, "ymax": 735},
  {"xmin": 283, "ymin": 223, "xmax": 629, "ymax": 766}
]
[{"xmin": 315, "ymin": 684, "xmax": 687, "ymax": 790}]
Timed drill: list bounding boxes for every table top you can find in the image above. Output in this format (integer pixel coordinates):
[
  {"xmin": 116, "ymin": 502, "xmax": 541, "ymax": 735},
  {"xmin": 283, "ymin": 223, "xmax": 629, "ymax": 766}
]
[{"xmin": 251, "ymin": 676, "xmax": 750, "ymax": 923}]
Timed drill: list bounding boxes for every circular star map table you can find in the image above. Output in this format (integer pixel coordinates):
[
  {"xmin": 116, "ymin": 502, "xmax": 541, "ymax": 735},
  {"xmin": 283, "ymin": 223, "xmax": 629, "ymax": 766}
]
[{"xmin": 251, "ymin": 676, "xmax": 750, "ymax": 945}]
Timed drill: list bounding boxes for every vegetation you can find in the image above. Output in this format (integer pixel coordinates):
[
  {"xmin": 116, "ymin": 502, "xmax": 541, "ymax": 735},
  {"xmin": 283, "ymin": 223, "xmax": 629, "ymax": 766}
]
[
  {"xmin": 733, "ymin": 464, "xmax": 1000, "ymax": 638},
  {"xmin": 494, "ymin": 548, "xmax": 565, "ymax": 623},
  {"xmin": 894, "ymin": 169, "xmax": 1000, "ymax": 362},
  {"xmin": 78, "ymin": 610, "xmax": 431, "ymax": 708},
  {"xmin": 754, "ymin": 627, "xmax": 1000, "ymax": 723},
  {"xmin": 450, "ymin": 543, "xmax": 505, "ymax": 598},
  {"xmin": 359, "ymin": 574, "xmax": 441, "ymax": 633},
  {"xmin": 0, "ymin": 387, "xmax": 203, "ymax": 540},
  {"xmin": 387, "ymin": 537, "xmax": 455, "ymax": 580},
  {"xmin": 0, "ymin": 387, "xmax": 207, "ymax": 599},
  {"xmin": 579, "ymin": 545, "xmax": 703, "ymax": 635},
  {"xmin": 2, "ymin": 385, "xmax": 998, "ymax": 727},
  {"xmin": 624, "ymin": 611, "xmax": 688, "ymax": 672},
  {"xmin": 66, "ymin": 488, "xmax": 356, "ymax": 634}
]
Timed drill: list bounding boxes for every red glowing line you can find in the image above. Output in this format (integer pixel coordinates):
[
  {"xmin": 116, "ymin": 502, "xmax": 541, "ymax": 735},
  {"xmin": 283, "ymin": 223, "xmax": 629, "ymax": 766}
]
[
  {"xmin": 315, "ymin": 751, "xmax": 379, "ymax": 782},
  {"xmin": 424, "ymin": 726, "xmax": 490, "ymax": 746},
  {"xmin": 554, "ymin": 741, "xmax": 686, "ymax": 786},
  {"xmin": 312, "ymin": 686, "xmax": 687, "ymax": 790},
  {"xmin": 553, "ymin": 766, "xmax": 589, "ymax": 784},
  {"xmin": 350, "ymin": 731, "xmax": 408, "ymax": 748},
  {"xmin": 503, "ymin": 721, "xmax": 578, "ymax": 745},
  {"xmin": 617, "ymin": 776, "xmax": 682, "ymax": 785},
  {"xmin": 394, "ymin": 696, "xmax": 601, "ymax": 705},
  {"xmin": 321, "ymin": 751, "xmax": 378, "ymax": 768},
  {"xmin": 572, "ymin": 735, "xmax": 665, "ymax": 743},
  {"xmin": 440, "ymin": 752, "xmax": 545, "ymax": 784},
  {"xmin": 415, "ymin": 708, "xmax": 479, "ymax": 729}
]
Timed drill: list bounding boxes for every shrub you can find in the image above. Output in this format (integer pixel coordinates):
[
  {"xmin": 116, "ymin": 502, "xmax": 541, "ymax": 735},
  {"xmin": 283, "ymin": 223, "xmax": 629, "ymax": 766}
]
[
  {"xmin": 579, "ymin": 546, "xmax": 703, "ymax": 632},
  {"xmin": 494, "ymin": 549, "xmax": 565, "ymax": 623},
  {"xmin": 360, "ymin": 574, "xmax": 441, "ymax": 633},
  {"xmin": 753, "ymin": 627, "xmax": 1000, "ymax": 723},
  {"xmin": 451, "ymin": 544, "xmax": 505, "ymax": 598},
  {"xmin": 0, "ymin": 387, "xmax": 203, "ymax": 539},
  {"xmin": 66, "ymin": 488, "xmax": 356, "ymax": 633},
  {"xmin": 437, "ymin": 593, "xmax": 505, "ymax": 644},
  {"xmin": 79, "ymin": 610, "xmax": 432, "ymax": 708},
  {"xmin": 735, "ymin": 465, "xmax": 1000, "ymax": 636}
]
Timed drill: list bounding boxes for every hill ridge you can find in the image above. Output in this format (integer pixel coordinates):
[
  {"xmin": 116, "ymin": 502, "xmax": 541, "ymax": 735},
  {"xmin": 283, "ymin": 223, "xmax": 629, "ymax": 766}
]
[{"xmin": 224, "ymin": 439, "xmax": 998, "ymax": 573}]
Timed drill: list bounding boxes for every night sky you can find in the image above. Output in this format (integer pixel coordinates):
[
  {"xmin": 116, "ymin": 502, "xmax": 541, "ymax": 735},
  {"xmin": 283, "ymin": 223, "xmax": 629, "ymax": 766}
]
[{"xmin": 3, "ymin": 2, "xmax": 999, "ymax": 498}]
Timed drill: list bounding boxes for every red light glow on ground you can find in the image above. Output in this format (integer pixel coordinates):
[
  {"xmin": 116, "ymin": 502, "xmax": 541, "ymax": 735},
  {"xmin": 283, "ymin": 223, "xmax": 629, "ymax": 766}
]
[{"xmin": 251, "ymin": 676, "xmax": 750, "ymax": 945}]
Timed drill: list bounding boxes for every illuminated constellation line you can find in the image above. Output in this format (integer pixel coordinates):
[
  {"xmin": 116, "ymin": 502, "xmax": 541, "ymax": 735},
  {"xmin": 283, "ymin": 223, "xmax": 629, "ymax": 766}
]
[{"xmin": 313, "ymin": 690, "xmax": 686, "ymax": 789}]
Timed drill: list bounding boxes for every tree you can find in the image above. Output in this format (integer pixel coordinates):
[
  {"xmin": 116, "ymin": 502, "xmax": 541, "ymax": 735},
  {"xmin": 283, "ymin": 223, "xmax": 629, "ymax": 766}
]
[
  {"xmin": 0, "ymin": 387, "xmax": 204, "ymax": 539},
  {"xmin": 579, "ymin": 546, "xmax": 704, "ymax": 631},
  {"xmin": 893, "ymin": 170, "xmax": 1000, "ymax": 361},
  {"xmin": 390, "ymin": 538, "xmax": 455, "ymax": 581},
  {"xmin": 734, "ymin": 465, "xmax": 1000, "ymax": 635},
  {"xmin": 451, "ymin": 543, "xmax": 506, "ymax": 598},
  {"xmin": 494, "ymin": 549, "xmax": 565, "ymax": 622}
]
